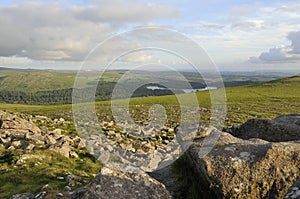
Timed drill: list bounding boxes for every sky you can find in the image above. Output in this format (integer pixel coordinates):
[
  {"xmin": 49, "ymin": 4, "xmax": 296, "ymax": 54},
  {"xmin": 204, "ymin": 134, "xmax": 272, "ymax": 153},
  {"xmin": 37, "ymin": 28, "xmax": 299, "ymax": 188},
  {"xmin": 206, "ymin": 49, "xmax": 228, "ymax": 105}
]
[{"xmin": 0, "ymin": 0, "xmax": 300, "ymax": 72}]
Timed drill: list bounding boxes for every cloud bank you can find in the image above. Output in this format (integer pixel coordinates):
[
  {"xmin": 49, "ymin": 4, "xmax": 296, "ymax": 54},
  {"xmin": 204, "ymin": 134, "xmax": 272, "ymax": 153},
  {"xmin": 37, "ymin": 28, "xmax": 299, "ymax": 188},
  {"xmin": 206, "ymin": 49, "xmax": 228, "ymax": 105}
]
[
  {"xmin": 249, "ymin": 31, "xmax": 300, "ymax": 63},
  {"xmin": 0, "ymin": 1, "xmax": 176, "ymax": 62}
]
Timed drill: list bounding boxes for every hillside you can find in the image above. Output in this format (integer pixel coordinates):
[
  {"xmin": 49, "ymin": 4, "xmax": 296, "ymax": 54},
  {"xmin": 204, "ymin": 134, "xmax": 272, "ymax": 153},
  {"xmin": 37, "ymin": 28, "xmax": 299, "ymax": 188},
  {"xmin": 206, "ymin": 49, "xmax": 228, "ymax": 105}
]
[
  {"xmin": 0, "ymin": 75, "xmax": 299, "ymax": 128},
  {"xmin": 225, "ymin": 75, "xmax": 300, "ymax": 125},
  {"xmin": 0, "ymin": 67, "xmax": 291, "ymax": 105},
  {"xmin": 0, "ymin": 76, "xmax": 299, "ymax": 198},
  {"xmin": 0, "ymin": 111, "xmax": 102, "ymax": 199},
  {"xmin": 0, "ymin": 69, "xmax": 78, "ymax": 92},
  {"xmin": 0, "ymin": 68, "xmax": 124, "ymax": 92}
]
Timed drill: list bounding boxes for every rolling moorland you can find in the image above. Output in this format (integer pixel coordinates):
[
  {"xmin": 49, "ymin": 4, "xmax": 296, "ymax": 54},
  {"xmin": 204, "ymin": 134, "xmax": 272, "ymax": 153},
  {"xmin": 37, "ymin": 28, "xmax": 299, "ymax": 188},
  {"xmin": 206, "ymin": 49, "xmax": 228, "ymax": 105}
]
[
  {"xmin": 0, "ymin": 67, "xmax": 293, "ymax": 104},
  {"xmin": 0, "ymin": 68, "xmax": 299, "ymax": 198},
  {"xmin": 0, "ymin": 68, "xmax": 298, "ymax": 127}
]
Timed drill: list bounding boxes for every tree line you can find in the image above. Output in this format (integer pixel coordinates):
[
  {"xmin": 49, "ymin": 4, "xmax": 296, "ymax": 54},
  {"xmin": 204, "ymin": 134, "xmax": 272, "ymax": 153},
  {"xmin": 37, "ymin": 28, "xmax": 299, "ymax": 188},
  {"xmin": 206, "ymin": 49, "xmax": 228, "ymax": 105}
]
[{"xmin": 0, "ymin": 82, "xmax": 180, "ymax": 105}]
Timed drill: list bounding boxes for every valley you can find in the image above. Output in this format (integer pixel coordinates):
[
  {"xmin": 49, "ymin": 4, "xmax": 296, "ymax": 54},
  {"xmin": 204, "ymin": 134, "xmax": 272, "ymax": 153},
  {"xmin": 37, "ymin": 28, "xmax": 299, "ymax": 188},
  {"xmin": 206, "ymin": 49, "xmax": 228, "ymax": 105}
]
[{"xmin": 0, "ymin": 68, "xmax": 299, "ymax": 199}]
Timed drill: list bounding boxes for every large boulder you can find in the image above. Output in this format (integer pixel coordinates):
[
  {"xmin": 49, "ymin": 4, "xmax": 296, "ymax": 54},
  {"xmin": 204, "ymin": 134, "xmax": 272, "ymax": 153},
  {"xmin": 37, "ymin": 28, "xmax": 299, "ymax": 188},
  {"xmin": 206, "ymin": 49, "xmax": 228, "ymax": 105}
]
[
  {"xmin": 71, "ymin": 166, "xmax": 171, "ymax": 199},
  {"xmin": 188, "ymin": 130, "xmax": 300, "ymax": 199},
  {"xmin": 226, "ymin": 114, "xmax": 300, "ymax": 142}
]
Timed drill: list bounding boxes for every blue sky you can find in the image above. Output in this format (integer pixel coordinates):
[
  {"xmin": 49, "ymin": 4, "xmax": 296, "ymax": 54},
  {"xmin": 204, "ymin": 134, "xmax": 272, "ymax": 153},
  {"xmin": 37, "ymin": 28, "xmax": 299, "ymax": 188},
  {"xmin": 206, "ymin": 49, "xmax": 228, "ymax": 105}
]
[{"xmin": 0, "ymin": 0, "xmax": 300, "ymax": 71}]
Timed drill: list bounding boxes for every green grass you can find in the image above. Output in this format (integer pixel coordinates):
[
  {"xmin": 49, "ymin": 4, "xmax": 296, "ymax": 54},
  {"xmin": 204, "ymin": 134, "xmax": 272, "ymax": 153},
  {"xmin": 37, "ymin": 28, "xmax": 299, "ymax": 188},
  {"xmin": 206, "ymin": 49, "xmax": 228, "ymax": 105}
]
[
  {"xmin": 0, "ymin": 103, "xmax": 72, "ymax": 115},
  {"xmin": 0, "ymin": 76, "xmax": 299, "ymax": 198},
  {"xmin": 0, "ymin": 76, "xmax": 299, "ymax": 127},
  {"xmin": 0, "ymin": 70, "xmax": 75, "ymax": 92},
  {"xmin": 0, "ymin": 69, "xmax": 120, "ymax": 93},
  {"xmin": 225, "ymin": 76, "xmax": 300, "ymax": 125},
  {"xmin": 1, "ymin": 68, "xmax": 286, "ymax": 94},
  {"xmin": 0, "ymin": 150, "xmax": 102, "ymax": 199}
]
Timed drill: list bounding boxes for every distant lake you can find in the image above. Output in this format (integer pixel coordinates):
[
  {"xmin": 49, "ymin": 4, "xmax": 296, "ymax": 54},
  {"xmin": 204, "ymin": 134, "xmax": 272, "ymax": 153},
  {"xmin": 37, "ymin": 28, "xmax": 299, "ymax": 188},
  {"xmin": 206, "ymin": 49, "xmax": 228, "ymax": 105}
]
[{"xmin": 146, "ymin": 86, "xmax": 217, "ymax": 93}]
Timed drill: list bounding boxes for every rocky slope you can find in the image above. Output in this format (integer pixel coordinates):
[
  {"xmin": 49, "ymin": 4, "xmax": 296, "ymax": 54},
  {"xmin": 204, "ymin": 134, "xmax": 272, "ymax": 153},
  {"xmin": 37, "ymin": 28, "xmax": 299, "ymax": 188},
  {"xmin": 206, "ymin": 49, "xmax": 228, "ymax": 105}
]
[
  {"xmin": 4, "ymin": 111, "xmax": 300, "ymax": 199},
  {"xmin": 0, "ymin": 110, "xmax": 85, "ymax": 158},
  {"xmin": 10, "ymin": 167, "xmax": 172, "ymax": 199},
  {"xmin": 0, "ymin": 111, "xmax": 171, "ymax": 199}
]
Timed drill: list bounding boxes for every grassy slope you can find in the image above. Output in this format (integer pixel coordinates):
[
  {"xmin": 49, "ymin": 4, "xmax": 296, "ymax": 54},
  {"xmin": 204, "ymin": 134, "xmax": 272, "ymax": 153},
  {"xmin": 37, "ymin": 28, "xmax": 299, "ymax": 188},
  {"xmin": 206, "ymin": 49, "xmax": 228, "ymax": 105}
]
[
  {"xmin": 225, "ymin": 76, "xmax": 300, "ymax": 125},
  {"xmin": 0, "ymin": 69, "xmax": 197, "ymax": 94},
  {"xmin": 0, "ymin": 69, "xmax": 75, "ymax": 92},
  {"xmin": 0, "ymin": 76, "xmax": 299, "ymax": 126},
  {"xmin": 0, "ymin": 150, "xmax": 102, "ymax": 199},
  {"xmin": 0, "ymin": 69, "xmax": 192, "ymax": 93},
  {"xmin": 0, "ymin": 76, "xmax": 299, "ymax": 198},
  {"xmin": 1, "ymin": 68, "xmax": 287, "ymax": 93},
  {"xmin": 0, "ymin": 69, "xmax": 117, "ymax": 92}
]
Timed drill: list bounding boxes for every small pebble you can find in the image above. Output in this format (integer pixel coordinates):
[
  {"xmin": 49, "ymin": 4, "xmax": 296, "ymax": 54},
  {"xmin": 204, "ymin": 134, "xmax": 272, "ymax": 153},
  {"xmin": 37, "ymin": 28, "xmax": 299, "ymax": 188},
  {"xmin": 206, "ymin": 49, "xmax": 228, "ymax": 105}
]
[
  {"xmin": 64, "ymin": 186, "xmax": 72, "ymax": 191},
  {"xmin": 56, "ymin": 193, "xmax": 64, "ymax": 199}
]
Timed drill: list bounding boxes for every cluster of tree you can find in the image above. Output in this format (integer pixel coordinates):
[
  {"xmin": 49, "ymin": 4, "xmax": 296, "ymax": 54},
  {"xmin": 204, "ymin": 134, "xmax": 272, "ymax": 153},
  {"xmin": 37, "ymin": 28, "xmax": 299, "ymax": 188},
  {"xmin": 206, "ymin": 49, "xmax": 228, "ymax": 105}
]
[
  {"xmin": 132, "ymin": 85, "xmax": 180, "ymax": 98},
  {"xmin": 0, "ymin": 89, "xmax": 73, "ymax": 104},
  {"xmin": 0, "ymin": 82, "xmax": 179, "ymax": 105},
  {"xmin": 223, "ymin": 80, "xmax": 259, "ymax": 87}
]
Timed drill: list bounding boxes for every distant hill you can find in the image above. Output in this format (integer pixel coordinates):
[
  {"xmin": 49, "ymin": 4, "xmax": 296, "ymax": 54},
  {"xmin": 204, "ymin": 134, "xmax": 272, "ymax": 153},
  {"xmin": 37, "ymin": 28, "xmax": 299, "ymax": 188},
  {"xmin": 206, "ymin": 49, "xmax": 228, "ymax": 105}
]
[
  {"xmin": 0, "ymin": 67, "xmax": 297, "ymax": 105},
  {"xmin": 0, "ymin": 68, "xmax": 91, "ymax": 92},
  {"xmin": 0, "ymin": 75, "xmax": 299, "ymax": 127},
  {"xmin": 0, "ymin": 68, "xmax": 120, "ymax": 104}
]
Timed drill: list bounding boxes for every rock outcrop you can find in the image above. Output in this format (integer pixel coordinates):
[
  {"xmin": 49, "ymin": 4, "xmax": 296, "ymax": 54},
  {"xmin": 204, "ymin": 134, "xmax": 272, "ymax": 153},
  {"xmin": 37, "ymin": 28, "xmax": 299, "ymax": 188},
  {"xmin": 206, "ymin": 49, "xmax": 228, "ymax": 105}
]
[
  {"xmin": 71, "ymin": 166, "xmax": 171, "ymax": 199},
  {"xmin": 226, "ymin": 114, "xmax": 300, "ymax": 142},
  {"xmin": 0, "ymin": 111, "xmax": 85, "ymax": 158},
  {"xmin": 188, "ymin": 126, "xmax": 300, "ymax": 198}
]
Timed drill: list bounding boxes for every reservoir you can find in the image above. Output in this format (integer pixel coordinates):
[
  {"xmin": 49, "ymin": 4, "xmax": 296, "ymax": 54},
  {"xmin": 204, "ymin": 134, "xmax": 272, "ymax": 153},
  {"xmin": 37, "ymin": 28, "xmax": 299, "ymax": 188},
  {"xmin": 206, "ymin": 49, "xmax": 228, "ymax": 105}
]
[{"xmin": 146, "ymin": 86, "xmax": 217, "ymax": 93}]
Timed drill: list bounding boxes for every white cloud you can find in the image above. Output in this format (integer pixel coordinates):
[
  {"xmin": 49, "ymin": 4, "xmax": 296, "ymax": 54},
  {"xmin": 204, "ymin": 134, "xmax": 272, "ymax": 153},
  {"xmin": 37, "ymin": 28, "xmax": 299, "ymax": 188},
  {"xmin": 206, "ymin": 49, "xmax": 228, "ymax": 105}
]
[
  {"xmin": 0, "ymin": 1, "xmax": 176, "ymax": 63},
  {"xmin": 258, "ymin": 47, "xmax": 289, "ymax": 61},
  {"xmin": 288, "ymin": 31, "xmax": 300, "ymax": 54},
  {"xmin": 230, "ymin": 20, "xmax": 267, "ymax": 30},
  {"xmin": 182, "ymin": 1, "xmax": 300, "ymax": 68},
  {"xmin": 0, "ymin": 56, "xmax": 32, "ymax": 66},
  {"xmin": 72, "ymin": 1, "xmax": 177, "ymax": 23},
  {"xmin": 249, "ymin": 31, "xmax": 300, "ymax": 63},
  {"xmin": 1, "ymin": 0, "xmax": 300, "ymax": 71}
]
